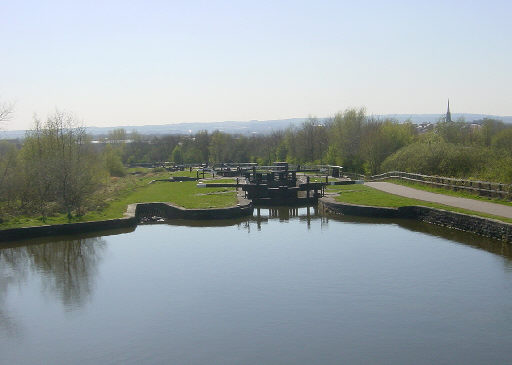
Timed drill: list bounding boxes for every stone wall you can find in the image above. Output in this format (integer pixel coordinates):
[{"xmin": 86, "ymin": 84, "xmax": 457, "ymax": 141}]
[
  {"xmin": 401, "ymin": 206, "xmax": 512, "ymax": 243},
  {"xmin": 320, "ymin": 197, "xmax": 512, "ymax": 243},
  {"xmin": 0, "ymin": 217, "xmax": 137, "ymax": 243},
  {"xmin": 133, "ymin": 200, "xmax": 253, "ymax": 220}
]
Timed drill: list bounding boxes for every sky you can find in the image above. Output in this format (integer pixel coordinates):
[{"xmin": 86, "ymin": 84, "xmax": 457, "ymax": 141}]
[{"xmin": 1, "ymin": 0, "xmax": 511, "ymax": 130}]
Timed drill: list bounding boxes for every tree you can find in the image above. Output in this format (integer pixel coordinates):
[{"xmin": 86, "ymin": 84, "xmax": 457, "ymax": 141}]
[
  {"xmin": 194, "ymin": 130, "xmax": 210, "ymax": 163},
  {"xmin": 107, "ymin": 128, "xmax": 127, "ymax": 144},
  {"xmin": 104, "ymin": 144, "xmax": 126, "ymax": 177},
  {"xmin": 294, "ymin": 118, "xmax": 327, "ymax": 163},
  {"xmin": 209, "ymin": 131, "xmax": 234, "ymax": 163},
  {"xmin": 171, "ymin": 144, "xmax": 183, "ymax": 164},
  {"xmin": 0, "ymin": 100, "xmax": 13, "ymax": 129},
  {"xmin": 0, "ymin": 141, "xmax": 20, "ymax": 218},
  {"xmin": 479, "ymin": 118, "xmax": 506, "ymax": 146},
  {"xmin": 361, "ymin": 119, "xmax": 416, "ymax": 174},
  {"xmin": 20, "ymin": 111, "xmax": 103, "ymax": 219},
  {"xmin": 329, "ymin": 108, "xmax": 366, "ymax": 171},
  {"xmin": 491, "ymin": 128, "xmax": 512, "ymax": 154}
]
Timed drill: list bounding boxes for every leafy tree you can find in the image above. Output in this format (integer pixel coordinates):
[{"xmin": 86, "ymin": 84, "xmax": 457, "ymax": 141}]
[
  {"xmin": 104, "ymin": 145, "xmax": 126, "ymax": 177},
  {"xmin": 328, "ymin": 108, "xmax": 365, "ymax": 171},
  {"xmin": 171, "ymin": 144, "xmax": 184, "ymax": 164},
  {"xmin": 491, "ymin": 128, "xmax": 512, "ymax": 154}
]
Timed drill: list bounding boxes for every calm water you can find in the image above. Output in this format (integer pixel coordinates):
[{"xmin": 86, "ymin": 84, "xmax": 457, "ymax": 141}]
[{"xmin": 1, "ymin": 208, "xmax": 512, "ymax": 364}]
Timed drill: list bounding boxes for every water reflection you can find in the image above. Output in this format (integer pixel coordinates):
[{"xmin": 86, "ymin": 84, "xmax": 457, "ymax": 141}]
[
  {"xmin": 327, "ymin": 214, "xmax": 512, "ymax": 263},
  {"xmin": 158, "ymin": 206, "xmax": 512, "ymax": 265},
  {"xmin": 0, "ymin": 236, "xmax": 106, "ymax": 336},
  {"xmin": 0, "ymin": 247, "xmax": 29, "ymax": 338},
  {"xmin": 2, "ymin": 208, "xmax": 512, "ymax": 364}
]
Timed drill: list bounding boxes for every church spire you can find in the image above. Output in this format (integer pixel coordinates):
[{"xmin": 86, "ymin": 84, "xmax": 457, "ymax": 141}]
[{"xmin": 446, "ymin": 99, "xmax": 452, "ymax": 122}]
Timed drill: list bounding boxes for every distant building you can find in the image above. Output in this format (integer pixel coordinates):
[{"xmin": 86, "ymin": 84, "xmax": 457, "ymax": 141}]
[
  {"xmin": 416, "ymin": 122, "xmax": 434, "ymax": 134},
  {"xmin": 446, "ymin": 99, "xmax": 452, "ymax": 123}
]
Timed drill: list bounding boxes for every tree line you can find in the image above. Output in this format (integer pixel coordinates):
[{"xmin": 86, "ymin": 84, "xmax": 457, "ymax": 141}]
[
  {"xmin": 94, "ymin": 108, "xmax": 512, "ymax": 182},
  {"xmin": 1, "ymin": 108, "xmax": 512, "ymax": 222},
  {"xmin": 110, "ymin": 108, "xmax": 416, "ymax": 174}
]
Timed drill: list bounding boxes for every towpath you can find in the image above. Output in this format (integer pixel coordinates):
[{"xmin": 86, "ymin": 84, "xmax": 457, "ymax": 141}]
[{"xmin": 366, "ymin": 182, "xmax": 512, "ymax": 219}]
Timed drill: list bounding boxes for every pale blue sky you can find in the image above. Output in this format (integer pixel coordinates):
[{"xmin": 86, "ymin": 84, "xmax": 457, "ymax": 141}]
[{"xmin": 1, "ymin": 0, "xmax": 511, "ymax": 130}]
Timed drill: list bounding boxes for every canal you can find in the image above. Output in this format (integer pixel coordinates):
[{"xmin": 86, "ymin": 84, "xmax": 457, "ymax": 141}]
[{"xmin": 1, "ymin": 208, "xmax": 511, "ymax": 364}]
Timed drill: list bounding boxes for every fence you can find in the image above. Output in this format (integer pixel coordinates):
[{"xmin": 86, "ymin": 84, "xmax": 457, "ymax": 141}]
[{"xmin": 361, "ymin": 171, "xmax": 512, "ymax": 200}]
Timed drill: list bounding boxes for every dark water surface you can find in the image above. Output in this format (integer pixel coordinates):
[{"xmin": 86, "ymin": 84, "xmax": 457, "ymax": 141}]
[{"xmin": 1, "ymin": 208, "xmax": 512, "ymax": 364}]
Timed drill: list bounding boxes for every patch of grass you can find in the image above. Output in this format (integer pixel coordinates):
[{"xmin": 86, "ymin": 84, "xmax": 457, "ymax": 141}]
[
  {"xmin": 126, "ymin": 167, "xmax": 152, "ymax": 174},
  {"xmin": 172, "ymin": 170, "xmax": 212, "ymax": 179},
  {"xmin": 83, "ymin": 181, "xmax": 237, "ymax": 219},
  {"xmin": 206, "ymin": 178, "xmax": 238, "ymax": 184},
  {"xmin": 386, "ymin": 179, "xmax": 512, "ymax": 207},
  {"xmin": 300, "ymin": 171, "xmax": 323, "ymax": 176},
  {"xmin": 326, "ymin": 184, "xmax": 512, "ymax": 224}
]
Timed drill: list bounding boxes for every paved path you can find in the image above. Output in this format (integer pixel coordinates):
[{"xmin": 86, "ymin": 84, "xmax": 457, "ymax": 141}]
[{"xmin": 366, "ymin": 182, "xmax": 512, "ymax": 219}]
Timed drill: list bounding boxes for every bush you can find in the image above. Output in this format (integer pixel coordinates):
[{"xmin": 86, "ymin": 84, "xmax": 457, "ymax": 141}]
[
  {"xmin": 104, "ymin": 146, "xmax": 126, "ymax": 177},
  {"xmin": 381, "ymin": 141, "xmax": 511, "ymax": 182}
]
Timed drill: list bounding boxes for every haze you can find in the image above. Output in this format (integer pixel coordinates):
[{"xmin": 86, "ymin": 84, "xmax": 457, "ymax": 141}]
[{"xmin": 1, "ymin": 0, "xmax": 511, "ymax": 130}]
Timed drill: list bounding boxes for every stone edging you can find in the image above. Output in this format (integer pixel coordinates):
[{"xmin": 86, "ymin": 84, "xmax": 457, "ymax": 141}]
[
  {"xmin": 129, "ymin": 192, "xmax": 253, "ymax": 220},
  {"xmin": 319, "ymin": 196, "xmax": 512, "ymax": 243},
  {"xmin": 0, "ymin": 217, "xmax": 137, "ymax": 243},
  {"xmin": 0, "ymin": 193, "xmax": 253, "ymax": 243}
]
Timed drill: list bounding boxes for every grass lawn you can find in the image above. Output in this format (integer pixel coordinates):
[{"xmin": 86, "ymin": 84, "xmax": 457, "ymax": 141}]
[
  {"xmin": 386, "ymin": 178, "xmax": 512, "ymax": 207},
  {"xmin": 171, "ymin": 170, "xmax": 213, "ymax": 178},
  {"xmin": 0, "ymin": 173, "xmax": 237, "ymax": 230},
  {"xmin": 326, "ymin": 184, "xmax": 512, "ymax": 224},
  {"xmin": 300, "ymin": 171, "xmax": 323, "ymax": 176},
  {"xmin": 85, "ymin": 181, "xmax": 237, "ymax": 219}
]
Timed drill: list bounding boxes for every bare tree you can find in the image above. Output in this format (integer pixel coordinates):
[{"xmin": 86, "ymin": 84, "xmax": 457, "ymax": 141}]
[
  {"xmin": 0, "ymin": 101, "xmax": 14, "ymax": 129},
  {"xmin": 20, "ymin": 110, "xmax": 104, "ymax": 220}
]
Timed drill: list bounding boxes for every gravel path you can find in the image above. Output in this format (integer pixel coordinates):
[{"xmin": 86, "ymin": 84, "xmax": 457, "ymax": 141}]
[{"xmin": 366, "ymin": 182, "xmax": 512, "ymax": 219}]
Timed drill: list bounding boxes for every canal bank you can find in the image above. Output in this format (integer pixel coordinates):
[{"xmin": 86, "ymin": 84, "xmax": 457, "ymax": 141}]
[
  {"xmin": 319, "ymin": 196, "xmax": 512, "ymax": 243},
  {"xmin": 0, "ymin": 192, "xmax": 253, "ymax": 243},
  {"xmin": 3, "ymin": 184, "xmax": 512, "ymax": 244}
]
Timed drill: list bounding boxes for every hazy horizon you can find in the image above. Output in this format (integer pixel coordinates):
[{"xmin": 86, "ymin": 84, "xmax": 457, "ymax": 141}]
[{"xmin": 2, "ymin": 1, "xmax": 511, "ymax": 131}]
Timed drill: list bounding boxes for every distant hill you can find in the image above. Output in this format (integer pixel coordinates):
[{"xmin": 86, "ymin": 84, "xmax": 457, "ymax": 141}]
[
  {"xmin": 2, "ymin": 114, "xmax": 511, "ymax": 139},
  {"xmin": 86, "ymin": 118, "xmax": 309, "ymax": 136}
]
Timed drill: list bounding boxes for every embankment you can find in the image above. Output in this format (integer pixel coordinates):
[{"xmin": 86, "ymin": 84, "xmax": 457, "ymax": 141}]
[
  {"xmin": 0, "ymin": 194, "xmax": 253, "ymax": 243},
  {"xmin": 319, "ymin": 196, "xmax": 512, "ymax": 243}
]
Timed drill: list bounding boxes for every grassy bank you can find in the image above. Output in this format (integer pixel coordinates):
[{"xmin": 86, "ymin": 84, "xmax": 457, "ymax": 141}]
[
  {"xmin": 385, "ymin": 179, "xmax": 512, "ymax": 207},
  {"xmin": 326, "ymin": 184, "xmax": 512, "ymax": 224},
  {"xmin": 0, "ymin": 170, "xmax": 237, "ymax": 229}
]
